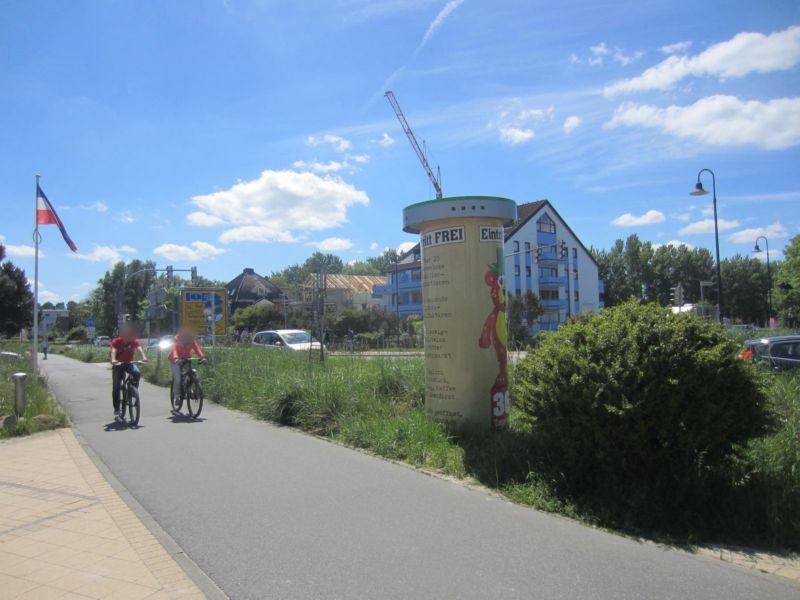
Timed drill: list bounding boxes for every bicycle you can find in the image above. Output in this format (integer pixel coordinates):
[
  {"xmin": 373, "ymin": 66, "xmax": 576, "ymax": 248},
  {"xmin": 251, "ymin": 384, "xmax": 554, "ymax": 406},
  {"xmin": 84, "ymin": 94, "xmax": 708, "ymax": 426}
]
[
  {"xmin": 170, "ymin": 358, "xmax": 205, "ymax": 419},
  {"xmin": 115, "ymin": 361, "xmax": 143, "ymax": 427}
]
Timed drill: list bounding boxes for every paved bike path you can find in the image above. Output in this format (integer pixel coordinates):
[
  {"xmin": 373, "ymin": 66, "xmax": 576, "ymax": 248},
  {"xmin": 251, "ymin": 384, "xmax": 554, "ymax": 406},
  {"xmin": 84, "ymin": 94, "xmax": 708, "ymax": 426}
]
[{"xmin": 44, "ymin": 354, "xmax": 799, "ymax": 600}]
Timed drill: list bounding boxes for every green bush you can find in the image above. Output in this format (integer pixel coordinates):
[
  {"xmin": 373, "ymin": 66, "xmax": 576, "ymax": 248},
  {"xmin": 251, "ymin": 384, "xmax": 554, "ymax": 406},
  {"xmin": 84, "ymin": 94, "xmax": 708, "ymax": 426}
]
[
  {"xmin": 66, "ymin": 326, "xmax": 87, "ymax": 342},
  {"xmin": 511, "ymin": 301, "xmax": 771, "ymax": 534}
]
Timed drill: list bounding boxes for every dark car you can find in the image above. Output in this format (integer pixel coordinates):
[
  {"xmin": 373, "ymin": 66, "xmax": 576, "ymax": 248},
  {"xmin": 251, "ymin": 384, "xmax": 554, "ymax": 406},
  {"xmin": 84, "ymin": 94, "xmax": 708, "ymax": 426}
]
[{"xmin": 739, "ymin": 335, "xmax": 800, "ymax": 371}]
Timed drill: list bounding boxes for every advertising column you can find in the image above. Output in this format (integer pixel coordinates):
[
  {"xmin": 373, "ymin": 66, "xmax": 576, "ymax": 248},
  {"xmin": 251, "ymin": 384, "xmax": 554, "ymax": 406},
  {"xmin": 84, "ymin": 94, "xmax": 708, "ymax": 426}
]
[{"xmin": 403, "ymin": 196, "xmax": 517, "ymax": 432}]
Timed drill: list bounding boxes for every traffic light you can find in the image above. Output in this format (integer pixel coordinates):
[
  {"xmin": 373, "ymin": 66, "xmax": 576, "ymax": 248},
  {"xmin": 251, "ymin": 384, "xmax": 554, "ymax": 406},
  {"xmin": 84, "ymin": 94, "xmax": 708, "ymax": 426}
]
[
  {"xmin": 166, "ymin": 265, "xmax": 174, "ymax": 285},
  {"xmin": 535, "ymin": 246, "xmax": 542, "ymax": 263},
  {"xmin": 191, "ymin": 266, "xmax": 198, "ymax": 285},
  {"xmin": 560, "ymin": 240, "xmax": 568, "ymax": 258},
  {"xmin": 670, "ymin": 284, "xmax": 684, "ymax": 306}
]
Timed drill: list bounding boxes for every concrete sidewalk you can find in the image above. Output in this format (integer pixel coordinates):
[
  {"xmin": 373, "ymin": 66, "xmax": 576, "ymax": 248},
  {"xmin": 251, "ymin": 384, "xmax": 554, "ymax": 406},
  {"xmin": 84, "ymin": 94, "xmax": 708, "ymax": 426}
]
[{"xmin": 0, "ymin": 429, "xmax": 207, "ymax": 599}]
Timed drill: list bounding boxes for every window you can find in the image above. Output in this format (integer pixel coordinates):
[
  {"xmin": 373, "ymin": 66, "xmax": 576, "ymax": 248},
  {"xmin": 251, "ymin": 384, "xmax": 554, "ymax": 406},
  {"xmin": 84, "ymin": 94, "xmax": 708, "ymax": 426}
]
[
  {"xmin": 537, "ymin": 218, "xmax": 556, "ymax": 233},
  {"xmin": 574, "ymin": 270, "xmax": 578, "ymax": 280},
  {"xmin": 524, "ymin": 241, "xmax": 531, "ymax": 251},
  {"xmin": 514, "ymin": 265, "xmax": 520, "ymax": 276},
  {"xmin": 574, "ymin": 291, "xmax": 580, "ymax": 301},
  {"xmin": 514, "ymin": 241, "xmax": 520, "ymax": 252},
  {"xmin": 539, "ymin": 267, "xmax": 558, "ymax": 277},
  {"xmin": 540, "ymin": 290, "xmax": 559, "ymax": 300},
  {"xmin": 515, "ymin": 289, "xmax": 522, "ymax": 296},
  {"xmin": 525, "ymin": 266, "xmax": 531, "ymax": 277},
  {"xmin": 572, "ymin": 248, "xmax": 577, "ymax": 258}
]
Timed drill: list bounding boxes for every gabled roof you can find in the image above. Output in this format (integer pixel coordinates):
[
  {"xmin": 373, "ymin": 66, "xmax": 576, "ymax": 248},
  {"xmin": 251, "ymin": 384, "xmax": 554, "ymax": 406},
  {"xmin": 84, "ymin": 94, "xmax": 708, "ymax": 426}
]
[
  {"xmin": 505, "ymin": 199, "xmax": 598, "ymax": 267},
  {"xmin": 303, "ymin": 274, "xmax": 387, "ymax": 293},
  {"xmin": 504, "ymin": 200, "xmax": 547, "ymax": 240},
  {"xmin": 226, "ymin": 268, "xmax": 283, "ymax": 305}
]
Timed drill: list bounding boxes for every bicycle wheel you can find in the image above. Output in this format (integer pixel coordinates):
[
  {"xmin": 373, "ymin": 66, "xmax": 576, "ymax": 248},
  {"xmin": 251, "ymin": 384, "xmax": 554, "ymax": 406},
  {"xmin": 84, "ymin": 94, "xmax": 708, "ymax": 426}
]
[
  {"xmin": 186, "ymin": 378, "xmax": 203, "ymax": 419},
  {"xmin": 127, "ymin": 385, "xmax": 141, "ymax": 427},
  {"xmin": 170, "ymin": 381, "xmax": 183, "ymax": 412}
]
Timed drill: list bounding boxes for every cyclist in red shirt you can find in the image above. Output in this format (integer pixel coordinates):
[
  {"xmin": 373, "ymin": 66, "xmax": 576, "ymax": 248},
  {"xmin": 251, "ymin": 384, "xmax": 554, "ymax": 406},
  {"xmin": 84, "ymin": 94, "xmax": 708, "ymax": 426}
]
[
  {"xmin": 110, "ymin": 323, "xmax": 149, "ymax": 421},
  {"xmin": 168, "ymin": 327, "xmax": 206, "ymax": 404}
]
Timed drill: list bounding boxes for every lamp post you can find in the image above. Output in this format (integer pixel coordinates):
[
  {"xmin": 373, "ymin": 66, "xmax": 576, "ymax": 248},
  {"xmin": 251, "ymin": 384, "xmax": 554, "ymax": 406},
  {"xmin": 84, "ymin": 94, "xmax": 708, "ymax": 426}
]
[
  {"xmin": 753, "ymin": 236, "xmax": 773, "ymax": 327},
  {"xmin": 690, "ymin": 169, "xmax": 723, "ymax": 324},
  {"xmin": 394, "ymin": 258, "xmax": 401, "ymax": 348}
]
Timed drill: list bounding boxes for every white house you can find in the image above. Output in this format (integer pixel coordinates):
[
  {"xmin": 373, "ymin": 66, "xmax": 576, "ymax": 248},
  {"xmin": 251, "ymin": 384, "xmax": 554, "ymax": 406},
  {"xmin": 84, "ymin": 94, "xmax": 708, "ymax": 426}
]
[{"xmin": 504, "ymin": 200, "xmax": 604, "ymax": 331}]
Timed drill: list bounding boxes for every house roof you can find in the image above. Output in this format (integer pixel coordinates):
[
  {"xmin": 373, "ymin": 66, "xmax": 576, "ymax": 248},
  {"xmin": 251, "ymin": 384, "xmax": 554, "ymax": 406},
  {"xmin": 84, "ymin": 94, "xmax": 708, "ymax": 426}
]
[
  {"xmin": 505, "ymin": 199, "xmax": 598, "ymax": 267},
  {"xmin": 303, "ymin": 274, "xmax": 387, "ymax": 293},
  {"xmin": 226, "ymin": 268, "xmax": 283, "ymax": 305}
]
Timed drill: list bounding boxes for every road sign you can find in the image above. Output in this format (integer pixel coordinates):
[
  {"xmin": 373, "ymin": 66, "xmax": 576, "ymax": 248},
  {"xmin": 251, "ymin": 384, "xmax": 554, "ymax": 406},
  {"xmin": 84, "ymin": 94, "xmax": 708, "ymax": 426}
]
[
  {"xmin": 180, "ymin": 288, "xmax": 228, "ymax": 336},
  {"xmin": 85, "ymin": 317, "xmax": 95, "ymax": 327}
]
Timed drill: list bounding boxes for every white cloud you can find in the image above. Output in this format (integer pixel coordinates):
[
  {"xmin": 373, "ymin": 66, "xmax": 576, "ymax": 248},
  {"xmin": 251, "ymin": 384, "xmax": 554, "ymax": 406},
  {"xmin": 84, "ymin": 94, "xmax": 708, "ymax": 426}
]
[
  {"xmin": 417, "ymin": 0, "xmax": 464, "ymax": 53},
  {"xmin": 612, "ymin": 49, "xmax": 644, "ymax": 66},
  {"xmin": 369, "ymin": 241, "xmax": 379, "ymax": 251},
  {"xmin": 72, "ymin": 245, "xmax": 136, "ymax": 265},
  {"xmin": 604, "ymin": 25, "xmax": 800, "ymax": 96},
  {"xmin": 568, "ymin": 53, "xmax": 581, "ymax": 65},
  {"xmin": 153, "ymin": 241, "xmax": 227, "ymax": 261},
  {"xmin": 499, "ymin": 127, "xmax": 535, "ymax": 144},
  {"xmin": 307, "ymin": 237, "xmax": 354, "ymax": 251},
  {"xmin": 728, "ymin": 222, "xmax": 788, "ymax": 243},
  {"xmin": 2, "ymin": 243, "xmax": 40, "ymax": 258},
  {"xmin": 38, "ymin": 290, "xmax": 60, "ymax": 303},
  {"xmin": 398, "ymin": 241, "xmax": 417, "ymax": 254},
  {"xmin": 612, "ymin": 210, "xmax": 666, "ymax": 226},
  {"xmin": 660, "ymin": 41, "xmax": 692, "ymax": 55},
  {"xmin": 292, "ymin": 159, "xmax": 348, "ymax": 173},
  {"xmin": 188, "ymin": 169, "xmax": 369, "ymax": 244},
  {"xmin": 589, "ymin": 42, "xmax": 610, "ymax": 65},
  {"xmin": 679, "ymin": 218, "xmax": 740, "ymax": 235},
  {"xmin": 519, "ymin": 106, "xmax": 554, "ymax": 122},
  {"xmin": 116, "ymin": 210, "xmax": 135, "ymax": 224},
  {"xmin": 563, "ymin": 116, "xmax": 582, "ymax": 134},
  {"xmin": 605, "ymin": 95, "xmax": 800, "ymax": 150},
  {"xmin": 654, "ymin": 240, "xmax": 695, "ymax": 250},
  {"xmin": 700, "ymin": 206, "xmax": 714, "ymax": 217},
  {"xmin": 187, "ymin": 212, "xmax": 226, "ymax": 227},
  {"xmin": 377, "ymin": 133, "xmax": 396, "ymax": 147},
  {"xmin": 306, "ymin": 134, "xmax": 352, "ymax": 153},
  {"xmin": 349, "ymin": 154, "xmax": 370, "ymax": 164}
]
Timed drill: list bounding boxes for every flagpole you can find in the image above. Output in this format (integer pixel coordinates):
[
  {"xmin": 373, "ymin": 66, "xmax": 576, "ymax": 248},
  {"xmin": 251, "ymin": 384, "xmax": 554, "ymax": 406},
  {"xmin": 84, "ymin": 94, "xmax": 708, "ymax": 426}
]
[{"xmin": 32, "ymin": 174, "xmax": 41, "ymax": 379}]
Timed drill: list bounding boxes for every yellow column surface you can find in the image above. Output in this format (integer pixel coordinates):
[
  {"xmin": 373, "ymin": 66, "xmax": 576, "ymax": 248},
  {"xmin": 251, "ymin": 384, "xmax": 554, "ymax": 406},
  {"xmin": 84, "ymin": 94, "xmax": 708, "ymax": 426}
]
[{"xmin": 403, "ymin": 196, "xmax": 517, "ymax": 432}]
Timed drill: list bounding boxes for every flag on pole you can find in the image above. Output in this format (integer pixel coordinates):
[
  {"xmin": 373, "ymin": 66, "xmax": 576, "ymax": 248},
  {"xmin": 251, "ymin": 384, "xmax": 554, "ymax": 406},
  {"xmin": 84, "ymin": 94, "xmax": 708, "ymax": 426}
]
[{"xmin": 36, "ymin": 185, "xmax": 77, "ymax": 252}]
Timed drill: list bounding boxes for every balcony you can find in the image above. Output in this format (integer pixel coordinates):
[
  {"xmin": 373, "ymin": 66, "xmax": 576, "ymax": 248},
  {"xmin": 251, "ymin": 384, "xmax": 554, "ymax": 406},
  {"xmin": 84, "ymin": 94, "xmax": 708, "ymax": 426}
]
[
  {"xmin": 537, "ymin": 231, "xmax": 557, "ymax": 245},
  {"xmin": 542, "ymin": 298, "xmax": 568, "ymax": 310},
  {"xmin": 538, "ymin": 275, "xmax": 567, "ymax": 286},
  {"xmin": 373, "ymin": 279, "xmax": 421, "ymax": 294}
]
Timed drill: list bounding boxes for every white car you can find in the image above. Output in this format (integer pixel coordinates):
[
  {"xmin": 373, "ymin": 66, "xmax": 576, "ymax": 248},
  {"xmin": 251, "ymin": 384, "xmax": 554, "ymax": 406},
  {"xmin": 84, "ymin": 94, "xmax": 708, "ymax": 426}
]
[
  {"xmin": 93, "ymin": 336, "xmax": 111, "ymax": 347},
  {"xmin": 252, "ymin": 329, "xmax": 323, "ymax": 352}
]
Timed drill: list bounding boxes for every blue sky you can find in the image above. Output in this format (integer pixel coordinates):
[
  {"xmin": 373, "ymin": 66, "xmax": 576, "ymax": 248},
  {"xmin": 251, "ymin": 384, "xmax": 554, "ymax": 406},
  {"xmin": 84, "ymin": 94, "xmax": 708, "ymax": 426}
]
[{"xmin": 1, "ymin": 0, "xmax": 798, "ymax": 303}]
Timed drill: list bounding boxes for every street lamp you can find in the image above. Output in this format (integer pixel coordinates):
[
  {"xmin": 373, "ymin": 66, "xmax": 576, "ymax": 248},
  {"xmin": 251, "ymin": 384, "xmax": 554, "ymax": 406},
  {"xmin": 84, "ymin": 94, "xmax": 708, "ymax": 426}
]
[
  {"xmin": 394, "ymin": 257, "xmax": 401, "ymax": 348},
  {"xmin": 754, "ymin": 236, "xmax": 773, "ymax": 327},
  {"xmin": 690, "ymin": 169, "xmax": 723, "ymax": 324}
]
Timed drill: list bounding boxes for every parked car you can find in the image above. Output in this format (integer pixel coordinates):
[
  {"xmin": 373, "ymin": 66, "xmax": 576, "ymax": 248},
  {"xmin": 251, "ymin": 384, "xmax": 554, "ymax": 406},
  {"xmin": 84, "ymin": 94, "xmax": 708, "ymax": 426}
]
[
  {"xmin": 93, "ymin": 336, "xmax": 110, "ymax": 347},
  {"xmin": 252, "ymin": 329, "xmax": 323, "ymax": 352},
  {"xmin": 738, "ymin": 335, "xmax": 800, "ymax": 371},
  {"xmin": 148, "ymin": 335, "xmax": 175, "ymax": 351}
]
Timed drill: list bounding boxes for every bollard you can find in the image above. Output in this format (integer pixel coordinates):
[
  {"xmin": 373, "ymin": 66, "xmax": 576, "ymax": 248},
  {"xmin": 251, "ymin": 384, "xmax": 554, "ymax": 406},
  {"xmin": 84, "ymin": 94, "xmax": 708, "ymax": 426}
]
[{"xmin": 12, "ymin": 372, "xmax": 27, "ymax": 417}]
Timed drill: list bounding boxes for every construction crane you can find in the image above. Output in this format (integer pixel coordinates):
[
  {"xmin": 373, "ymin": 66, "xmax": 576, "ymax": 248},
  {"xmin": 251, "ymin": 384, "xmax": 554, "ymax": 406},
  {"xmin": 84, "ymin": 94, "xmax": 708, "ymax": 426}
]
[{"xmin": 385, "ymin": 90, "xmax": 443, "ymax": 199}]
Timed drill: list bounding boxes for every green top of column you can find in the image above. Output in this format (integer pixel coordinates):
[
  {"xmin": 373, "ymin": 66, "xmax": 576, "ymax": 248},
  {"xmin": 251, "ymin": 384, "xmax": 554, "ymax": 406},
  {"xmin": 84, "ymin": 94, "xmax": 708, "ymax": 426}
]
[{"xmin": 403, "ymin": 196, "xmax": 518, "ymax": 234}]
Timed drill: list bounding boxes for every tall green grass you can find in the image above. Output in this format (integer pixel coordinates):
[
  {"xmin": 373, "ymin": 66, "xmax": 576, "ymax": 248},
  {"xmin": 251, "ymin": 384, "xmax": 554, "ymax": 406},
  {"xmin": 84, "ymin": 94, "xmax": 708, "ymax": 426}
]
[{"xmin": 0, "ymin": 342, "xmax": 66, "ymax": 438}]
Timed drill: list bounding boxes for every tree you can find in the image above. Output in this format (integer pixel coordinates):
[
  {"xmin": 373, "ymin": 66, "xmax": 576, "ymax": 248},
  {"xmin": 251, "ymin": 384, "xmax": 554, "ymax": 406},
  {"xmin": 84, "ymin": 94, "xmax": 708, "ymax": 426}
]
[
  {"xmin": 507, "ymin": 291, "xmax": 544, "ymax": 347},
  {"xmin": 341, "ymin": 261, "xmax": 381, "ymax": 276},
  {"xmin": 720, "ymin": 255, "xmax": 770, "ymax": 325},
  {"xmin": 0, "ymin": 245, "xmax": 34, "ymax": 337},
  {"xmin": 366, "ymin": 249, "xmax": 401, "ymax": 275},
  {"xmin": 88, "ymin": 260, "xmax": 156, "ymax": 335},
  {"xmin": 774, "ymin": 235, "xmax": 800, "ymax": 326},
  {"xmin": 592, "ymin": 235, "xmax": 653, "ymax": 306}
]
